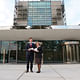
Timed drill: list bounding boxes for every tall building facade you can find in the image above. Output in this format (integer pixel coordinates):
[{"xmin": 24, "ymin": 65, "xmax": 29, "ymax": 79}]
[{"xmin": 13, "ymin": 0, "xmax": 66, "ymax": 29}]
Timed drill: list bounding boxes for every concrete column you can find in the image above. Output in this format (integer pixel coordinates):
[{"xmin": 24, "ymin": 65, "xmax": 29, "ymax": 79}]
[
  {"xmin": 3, "ymin": 49, "xmax": 6, "ymax": 64},
  {"xmin": 73, "ymin": 45, "xmax": 76, "ymax": 62},
  {"xmin": 63, "ymin": 46, "xmax": 65, "ymax": 63},
  {"xmin": 69, "ymin": 45, "xmax": 72, "ymax": 62},
  {"xmin": 66, "ymin": 45, "xmax": 69, "ymax": 62},
  {"xmin": 76, "ymin": 44, "xmax": 79, "ymax": 62}
]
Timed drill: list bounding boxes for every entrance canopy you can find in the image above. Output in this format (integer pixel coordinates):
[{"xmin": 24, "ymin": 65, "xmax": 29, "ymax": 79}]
[{"xmin": 0, "ymin": 29, "xmax": 80, "ymax": 40}]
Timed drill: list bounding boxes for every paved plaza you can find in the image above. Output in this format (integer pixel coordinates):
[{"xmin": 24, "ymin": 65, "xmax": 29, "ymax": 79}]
[{"xmin": 0, "ymin": 64, "xmax": 80, "ymax": 80}]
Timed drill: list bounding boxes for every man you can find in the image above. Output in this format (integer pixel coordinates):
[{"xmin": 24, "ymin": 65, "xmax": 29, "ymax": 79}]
[{"xmin": 26, "ymin": 37, "xmax": 36, "ymax": 73}]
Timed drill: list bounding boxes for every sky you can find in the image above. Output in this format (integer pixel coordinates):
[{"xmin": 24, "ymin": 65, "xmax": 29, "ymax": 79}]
[{"xmin": 0, "ymin": 0, "xmax": 80, "ymax": 29}]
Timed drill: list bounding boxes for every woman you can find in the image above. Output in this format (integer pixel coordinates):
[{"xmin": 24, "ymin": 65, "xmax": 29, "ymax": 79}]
[{"xmin": 35, "ymin": 42, "xmax": 43, "ymax": 73}]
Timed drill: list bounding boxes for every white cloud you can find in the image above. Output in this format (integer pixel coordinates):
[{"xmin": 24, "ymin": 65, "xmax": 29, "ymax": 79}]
[
  {"xmin": 65, "ymin": 0, "xmax": 80, "ymax": 25},
  {"xmin": 0, "ymin": 0, "xmax": 15, "ymax": 29}
]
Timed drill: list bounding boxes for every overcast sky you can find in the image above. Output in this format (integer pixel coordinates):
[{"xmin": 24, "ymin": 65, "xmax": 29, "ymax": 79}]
[{"xmin": 0, "ymin": 0, "xmax": 80, "ymax": 29}]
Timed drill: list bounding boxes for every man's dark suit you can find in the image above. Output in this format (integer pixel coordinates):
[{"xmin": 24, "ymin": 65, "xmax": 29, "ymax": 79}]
[{"xmin": 26, "ymin": 42, "xmax": 36, "ymax": 72}]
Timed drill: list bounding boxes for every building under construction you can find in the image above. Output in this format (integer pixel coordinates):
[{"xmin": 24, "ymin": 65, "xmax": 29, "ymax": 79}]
[{"xmin": 13, "ymin": 0, "xmax": 66, "ymax": 29}]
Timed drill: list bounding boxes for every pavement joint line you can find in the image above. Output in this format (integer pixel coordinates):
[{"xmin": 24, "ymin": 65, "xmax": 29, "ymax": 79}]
[
  {"xmin": 49, "ymin": 65, "xmax": 66, "ymax": 80},
  {"xmin": 17, "ymin": 71, "xmax": 26, "ymax": 80}
]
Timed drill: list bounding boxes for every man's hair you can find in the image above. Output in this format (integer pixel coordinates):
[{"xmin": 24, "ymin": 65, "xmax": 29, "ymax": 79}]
[{"xmin": 29, "ymin": 37, "xmax": 32, "ymax": 39}]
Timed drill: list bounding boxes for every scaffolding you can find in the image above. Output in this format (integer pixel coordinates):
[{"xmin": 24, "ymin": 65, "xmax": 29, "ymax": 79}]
[{"xmin": 13, "ymin": 0, "xmax": 65, "ymax": 29}]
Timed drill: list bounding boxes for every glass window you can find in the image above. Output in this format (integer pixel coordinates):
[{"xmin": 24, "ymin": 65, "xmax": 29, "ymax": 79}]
[{"xmin": 28, "ymin": 1, "xmax": 52, "ymax": 26}]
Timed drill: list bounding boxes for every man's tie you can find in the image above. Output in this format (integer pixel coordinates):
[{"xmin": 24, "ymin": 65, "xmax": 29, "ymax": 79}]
[{"xmin": 30, "ymin": 43, "xmax": 32, "ymax": 48}]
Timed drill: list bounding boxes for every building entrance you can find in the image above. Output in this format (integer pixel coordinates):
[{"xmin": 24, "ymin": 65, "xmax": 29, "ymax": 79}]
[{"xmin": 63, "ymin": 41, "xmax": 80, "ymax": 63}]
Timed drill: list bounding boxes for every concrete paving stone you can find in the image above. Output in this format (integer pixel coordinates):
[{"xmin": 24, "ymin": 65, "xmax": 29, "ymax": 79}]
[{"xmin": 0, "ymin": 64, "xmax": 80, "ymax": 80}]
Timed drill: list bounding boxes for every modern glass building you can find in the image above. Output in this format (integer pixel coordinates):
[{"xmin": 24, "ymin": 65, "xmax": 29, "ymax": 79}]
[{"xmin": 13, "ymin": 0, "xmax": 65, "ymax": 29}]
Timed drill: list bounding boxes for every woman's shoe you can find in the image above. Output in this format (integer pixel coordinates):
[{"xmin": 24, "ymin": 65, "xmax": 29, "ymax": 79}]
[
  {"xmin": 31, "ymin": 70, "xmax": 33, "ymax": 73},
  {"xmin": 36, "ymin": 71, "xmax": 40, "ymax": 73},
  {"xmin": 26, "ymin": 70, "xmax": 29, "ymax": 73}
]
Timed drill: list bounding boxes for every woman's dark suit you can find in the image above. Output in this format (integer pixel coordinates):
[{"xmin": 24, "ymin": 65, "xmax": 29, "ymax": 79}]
[{"xmin": 35, "ymin": 46, "xmax": 43, "ymax": 64}]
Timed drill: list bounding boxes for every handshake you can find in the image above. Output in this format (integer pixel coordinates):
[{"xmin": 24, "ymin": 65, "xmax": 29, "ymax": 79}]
[{"xmin": 28, "ymin": 48, "xmax": 39, "ymax": 52}]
